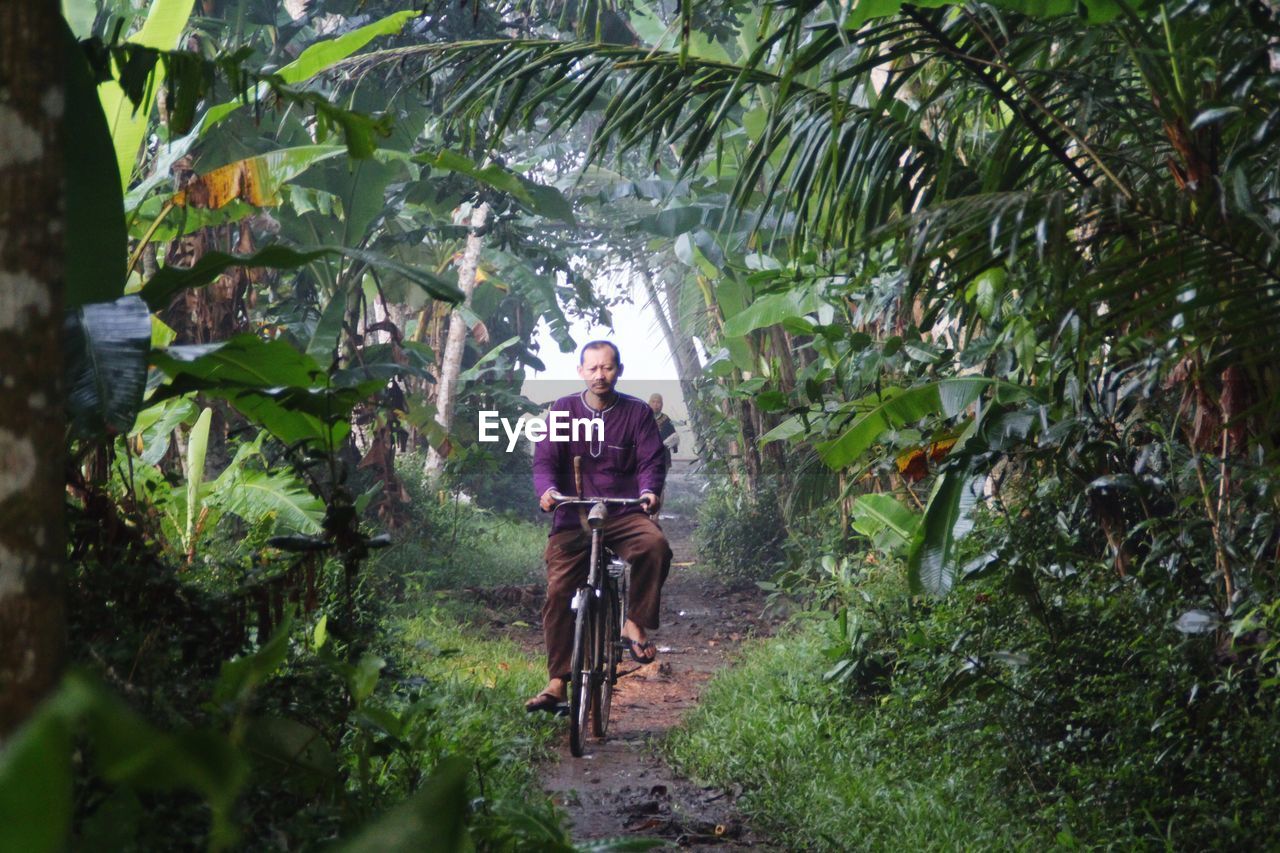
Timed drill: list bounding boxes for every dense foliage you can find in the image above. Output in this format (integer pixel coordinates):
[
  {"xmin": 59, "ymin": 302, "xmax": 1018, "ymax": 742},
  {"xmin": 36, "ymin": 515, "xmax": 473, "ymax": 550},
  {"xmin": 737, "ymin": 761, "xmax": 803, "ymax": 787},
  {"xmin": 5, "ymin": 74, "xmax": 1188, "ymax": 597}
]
[
  {"xmin": 420, "ymin": 0, "xmax": 1280, "ymax": 846},
  {"xmin": 7, "ymin": 0, "xmax": 1280, "ymax": 849},
  {"xmin": 4, "ymin": 0, "xmax": 665, "ymax": 850},
  {"xmin": 60, "ymin": 452, "xmax": 565, "ymax": 849}
]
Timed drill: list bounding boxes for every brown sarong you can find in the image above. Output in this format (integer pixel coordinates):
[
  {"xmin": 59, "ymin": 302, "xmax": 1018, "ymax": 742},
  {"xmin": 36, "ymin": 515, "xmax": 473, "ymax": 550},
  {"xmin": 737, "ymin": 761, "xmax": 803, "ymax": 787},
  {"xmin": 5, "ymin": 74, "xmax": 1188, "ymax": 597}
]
[{"xmin": 541, "ymin": 512, "xmax": 672, "ymax": 679}]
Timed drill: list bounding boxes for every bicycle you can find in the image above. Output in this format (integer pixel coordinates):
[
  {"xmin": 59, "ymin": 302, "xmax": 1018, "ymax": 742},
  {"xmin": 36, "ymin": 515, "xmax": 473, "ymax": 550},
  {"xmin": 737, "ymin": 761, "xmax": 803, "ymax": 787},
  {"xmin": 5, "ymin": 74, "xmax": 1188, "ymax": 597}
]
[{"xmin": 546, "ymin": 490, "xmax": 644, "ymax": 757}]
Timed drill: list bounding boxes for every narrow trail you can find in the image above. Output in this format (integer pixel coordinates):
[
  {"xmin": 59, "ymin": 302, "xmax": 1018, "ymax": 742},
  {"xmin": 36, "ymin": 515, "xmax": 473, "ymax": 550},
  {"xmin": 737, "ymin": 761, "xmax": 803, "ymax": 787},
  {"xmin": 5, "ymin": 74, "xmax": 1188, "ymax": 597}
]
[{"xmin": 531, "ymin": 462, "xmax": 780, "ymax": 849}]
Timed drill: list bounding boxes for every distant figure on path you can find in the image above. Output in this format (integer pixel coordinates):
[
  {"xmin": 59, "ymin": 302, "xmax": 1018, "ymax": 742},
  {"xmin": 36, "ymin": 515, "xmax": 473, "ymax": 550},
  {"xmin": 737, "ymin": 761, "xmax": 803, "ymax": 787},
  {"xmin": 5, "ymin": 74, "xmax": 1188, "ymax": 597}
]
[{"xmin": 649, "ymin": 393, "xmax": 679, "ymax": 469}]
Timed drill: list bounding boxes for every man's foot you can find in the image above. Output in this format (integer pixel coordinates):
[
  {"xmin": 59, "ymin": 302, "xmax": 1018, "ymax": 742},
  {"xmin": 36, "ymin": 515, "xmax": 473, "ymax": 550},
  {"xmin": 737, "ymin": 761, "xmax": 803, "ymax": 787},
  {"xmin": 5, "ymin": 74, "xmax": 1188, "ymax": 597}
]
[
  {"xmin": 524, "ymin": 679, "xmax": 567, "ymax": 713},
  {"xmin": 624, "ymin": 637, "xmax": 657, "ymax": 664},
  {"xmin": 622, "ymin": 620, "xmax": 657, "ymax": 664}
]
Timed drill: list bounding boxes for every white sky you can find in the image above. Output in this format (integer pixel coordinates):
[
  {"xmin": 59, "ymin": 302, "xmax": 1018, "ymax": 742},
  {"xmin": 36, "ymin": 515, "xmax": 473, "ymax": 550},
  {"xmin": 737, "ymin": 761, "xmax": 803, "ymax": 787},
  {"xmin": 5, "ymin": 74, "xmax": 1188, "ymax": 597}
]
[{"xmin": 528, "ymin": 295, "xmax": 679, "ymax": 381}]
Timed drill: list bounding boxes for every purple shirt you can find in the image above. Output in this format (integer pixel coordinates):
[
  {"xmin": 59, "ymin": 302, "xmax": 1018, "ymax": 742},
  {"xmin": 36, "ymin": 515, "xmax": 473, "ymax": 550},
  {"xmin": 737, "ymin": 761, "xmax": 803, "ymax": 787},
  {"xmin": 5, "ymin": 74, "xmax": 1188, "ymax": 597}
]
[{"xmin": 532, "ymin": 391, "xmax": 668, "ymax": 534}]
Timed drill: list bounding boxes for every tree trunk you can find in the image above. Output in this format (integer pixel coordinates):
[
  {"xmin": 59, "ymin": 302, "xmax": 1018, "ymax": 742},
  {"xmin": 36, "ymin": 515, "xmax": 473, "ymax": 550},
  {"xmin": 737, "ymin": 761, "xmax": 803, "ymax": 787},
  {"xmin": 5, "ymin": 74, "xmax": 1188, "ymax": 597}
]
[
  {"xmin": 692, "ymin": 274, "xmax": 745, "ymax": 484},
  {"xmin": 769, "ymin": 325, "xmax": 797, "ymax": 391},
  {"xmin": 760, "ymin": 325, "xmax": 794, "ymax": 475},
  {"xmin": 658, "ymin": 271, "xmax": 706, "ymax": 391},
  {"xmin": 738, "ymin": 394, "xmax": 761, "ymax": 493},
  {"xmin": 426, "ymin": 201, "xmax": 489, "ymax": 475},
  {"xmin": 0, "ymin": 0, "xmax": 66, "ymax": 740},
  {"xmin": 338, "ymin": 261, "xmax": 367, "ymax": 366},
  {"xmin": 639, "ymin": 268, "xmax": 711, "ymax": 459}
]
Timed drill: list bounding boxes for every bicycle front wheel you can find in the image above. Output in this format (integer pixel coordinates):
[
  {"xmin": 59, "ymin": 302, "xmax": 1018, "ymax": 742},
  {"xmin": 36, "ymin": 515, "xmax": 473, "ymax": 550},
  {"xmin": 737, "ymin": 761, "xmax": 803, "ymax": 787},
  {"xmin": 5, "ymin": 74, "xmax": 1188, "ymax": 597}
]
[
  {"xmin": 568, "ymin": 590, "xmax": 594, "ymax": 757},
  {"xmin": 592, "ymin": 576, "xmax": 621, "ymax": 737}
]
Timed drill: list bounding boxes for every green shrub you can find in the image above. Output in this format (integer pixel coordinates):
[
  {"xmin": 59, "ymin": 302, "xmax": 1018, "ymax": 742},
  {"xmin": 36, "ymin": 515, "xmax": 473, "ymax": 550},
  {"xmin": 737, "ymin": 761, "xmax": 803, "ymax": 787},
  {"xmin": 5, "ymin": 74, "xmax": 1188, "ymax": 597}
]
[
  {"xmin": 694, "ymin": 478, "xmax": 787, "ymax": 582},
  {"xmin": 61, "ymin": 444, "xmax": 563, "ymax": 850}
]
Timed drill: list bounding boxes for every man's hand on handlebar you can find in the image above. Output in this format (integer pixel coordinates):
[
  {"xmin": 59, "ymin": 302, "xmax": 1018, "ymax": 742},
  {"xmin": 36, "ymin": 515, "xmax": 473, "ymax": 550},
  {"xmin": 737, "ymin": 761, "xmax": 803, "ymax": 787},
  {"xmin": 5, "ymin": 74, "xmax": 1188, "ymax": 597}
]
[{"xmin": 540, "ymin": 489, "xmax": 659, "ymax": 514}]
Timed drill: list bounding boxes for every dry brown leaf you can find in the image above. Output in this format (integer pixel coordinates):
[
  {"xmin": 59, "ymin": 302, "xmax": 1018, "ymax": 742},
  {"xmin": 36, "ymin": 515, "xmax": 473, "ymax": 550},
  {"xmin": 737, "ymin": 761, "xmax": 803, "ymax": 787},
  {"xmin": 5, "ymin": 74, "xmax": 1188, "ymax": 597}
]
[{"xmin": 174, "ymin": 157, "xmax": 277, "ymax": 209}]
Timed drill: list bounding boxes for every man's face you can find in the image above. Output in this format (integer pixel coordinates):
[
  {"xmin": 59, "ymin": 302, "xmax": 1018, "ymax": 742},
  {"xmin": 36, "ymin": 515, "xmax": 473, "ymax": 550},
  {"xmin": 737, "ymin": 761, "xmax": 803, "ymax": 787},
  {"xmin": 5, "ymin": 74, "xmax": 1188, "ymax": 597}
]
[
  {"xmin": 649, "ymin": 396, "xmax": 663, "ymax": 415},
  {"xmin": 578, "ymin": 346, "xmax": 621, "ymax": 396}
]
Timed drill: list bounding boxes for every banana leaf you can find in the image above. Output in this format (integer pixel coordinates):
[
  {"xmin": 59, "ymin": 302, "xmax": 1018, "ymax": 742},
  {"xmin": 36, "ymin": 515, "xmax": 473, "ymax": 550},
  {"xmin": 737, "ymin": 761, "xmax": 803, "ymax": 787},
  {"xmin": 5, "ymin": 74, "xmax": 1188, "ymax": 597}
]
[
  {"xmin": 150, "ymin": 335, "xmax": 383, "ymax": 452},
  {"xmin": 65, "ymin": 22, "xmax": 126, "ymax": 308},
  {"xmin": 130, "ymin": 397, "xmax": 198, "ymax": 465},
  {"xmin": 208, "ymin": 469, "xmax": 324, "ymax": 535},
  {"xmin": 722, "ymin": 289, "xmax": 824, "ymax": 338},
  {"xmin": 817, "ymin": 378, "xmax": 1032, "ymax": 471},
  {"xmin": 98, "ymin": 0, "xmax": 196, "ymax": 187},
  {"xmin": 185, "ymin": 407, "xmax": 212, "ymax": 549},
  {"xmin": 907, "ymin": 469, "xmax": 986, "ymax": 596},
  {"xmin": 850, "ymin": 493, "xmax": 920, "ymax": 550},
  {"xmin": 140, "ymin": 244, "xmax": 461, "ymax": 311},
  {"xmin": 419, "ymin": 151, "xmax": 575, "ymax": 223},
  {"xmin": 65, "ymin": 296, "xmax": 152, "ymax": 439}
]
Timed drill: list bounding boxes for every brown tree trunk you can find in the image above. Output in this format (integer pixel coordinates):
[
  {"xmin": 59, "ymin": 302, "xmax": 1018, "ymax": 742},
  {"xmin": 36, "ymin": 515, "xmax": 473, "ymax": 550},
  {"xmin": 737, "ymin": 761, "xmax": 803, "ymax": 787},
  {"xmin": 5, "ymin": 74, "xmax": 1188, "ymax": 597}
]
[
  {"xmin": 769, "ymin": 325, "xmax": 797, "ymax": 391},
  {"xmin": 0, "ymin": 0, "xmax": 66, "ymax": 740},
  {"xmin": 426, "ymin": 201, "xmax": 489, "ymax": 475}
]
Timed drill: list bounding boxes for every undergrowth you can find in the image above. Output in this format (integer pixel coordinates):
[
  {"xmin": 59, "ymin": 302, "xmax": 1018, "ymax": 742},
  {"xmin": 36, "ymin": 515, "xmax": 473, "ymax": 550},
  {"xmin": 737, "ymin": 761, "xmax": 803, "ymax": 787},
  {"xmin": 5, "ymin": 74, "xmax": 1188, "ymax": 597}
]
[
  {"xmin": 54, "ymin": 447, "xmax": 566, "ymax": 850},
  {"xmin": 668, "ymin": 548, "xmax": 1280, "ymax": 850},
  {"xmin": 693, "ymin": 478, "xmax": 786, "ymax": 583},
  {"xmin": 372, "ymin": 507, "xmax": 546, "ymax": 592},
  {"xmin": 383, "ymin": 607, "xmax": 567, "ymax": 848},
  {"xmin": 664, "ymin": 620, "xmax": 1033, "ymax": 851},
  {"xmin": 370, "ymin": 453, "xmax": 546, "ymax": 593}
]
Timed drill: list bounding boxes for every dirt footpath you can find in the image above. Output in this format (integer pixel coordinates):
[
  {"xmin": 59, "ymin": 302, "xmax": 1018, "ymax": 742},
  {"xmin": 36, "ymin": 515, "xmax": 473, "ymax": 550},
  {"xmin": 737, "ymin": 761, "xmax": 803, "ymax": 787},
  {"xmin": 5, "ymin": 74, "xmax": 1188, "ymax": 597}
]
[{"xmin": 536, "ymin": 510, "xmax": 779, "ymax": 849}]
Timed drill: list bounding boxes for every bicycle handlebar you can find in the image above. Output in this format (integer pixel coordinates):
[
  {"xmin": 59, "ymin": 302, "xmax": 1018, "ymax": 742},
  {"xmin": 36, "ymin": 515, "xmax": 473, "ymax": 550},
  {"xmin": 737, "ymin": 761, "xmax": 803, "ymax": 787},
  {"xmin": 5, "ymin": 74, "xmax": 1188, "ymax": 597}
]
[{"xmin": 547, "ymin": 492, "xmax": 647, "ymax": 507}]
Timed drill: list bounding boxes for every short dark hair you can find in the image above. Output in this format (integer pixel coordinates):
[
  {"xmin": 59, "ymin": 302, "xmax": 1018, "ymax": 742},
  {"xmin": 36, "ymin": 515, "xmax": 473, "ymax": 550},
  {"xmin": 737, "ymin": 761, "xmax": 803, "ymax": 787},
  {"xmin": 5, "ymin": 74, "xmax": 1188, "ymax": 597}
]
[{"xmin": 579, "ymin": 340, "xmax": 622, "ymax": 366}]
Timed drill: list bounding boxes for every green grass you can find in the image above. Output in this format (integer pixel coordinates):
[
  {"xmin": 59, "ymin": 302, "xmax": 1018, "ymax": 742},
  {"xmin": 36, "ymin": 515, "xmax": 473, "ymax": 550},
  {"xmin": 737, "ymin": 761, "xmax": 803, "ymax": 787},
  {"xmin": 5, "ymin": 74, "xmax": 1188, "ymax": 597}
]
[
  {"xmin": 344, "ymin": 498, "xmax": 574, "ymax": 846},
  {"xmin": 376, "ymin": 512, "xmax": 553, "ymax": 786},
  {"xmin": 345, "ymin": 485, "xmax": 587, "ymax": 846},
  {"xmin": 464, "ymin": 513, "xmax": 546, "ymax": 587},
  {"xmin": 664, "ymin": 621, "xmax": 1037, "ymax": 852},
  {"xmin": 366, "ymin": 450, "xmax": 548, "ymax": 594},
  {"xmin": 254, "ymin": 482, "xmax": 593, "ymax": 851},
  {"xmin": 371, "ymin": 506, "xmax": 547, "ymax": 595},
  {"xmin": 392, "ymin": 604, "xmax": 559, "ymax": 771}
]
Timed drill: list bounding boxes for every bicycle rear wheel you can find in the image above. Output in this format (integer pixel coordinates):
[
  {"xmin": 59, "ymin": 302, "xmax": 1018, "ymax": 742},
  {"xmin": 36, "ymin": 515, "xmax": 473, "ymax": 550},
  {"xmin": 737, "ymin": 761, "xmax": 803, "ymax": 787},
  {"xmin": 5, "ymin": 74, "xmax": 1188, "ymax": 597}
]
[
  {"xmin": 568, "ymin": 590, "xmax": 594, "ymax": 757},
  {"xmin": 592, "ymin": 576, "xmax": 621, "ymax": 737}
]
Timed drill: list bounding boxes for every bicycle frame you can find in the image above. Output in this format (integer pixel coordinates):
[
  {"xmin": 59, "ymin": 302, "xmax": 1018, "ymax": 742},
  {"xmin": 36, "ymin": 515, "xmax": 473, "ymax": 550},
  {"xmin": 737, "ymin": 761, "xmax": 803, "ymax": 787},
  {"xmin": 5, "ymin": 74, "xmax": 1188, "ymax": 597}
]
[{"xmin": 552, "ymin": 494, "xmax": 643, "ymax": 755}]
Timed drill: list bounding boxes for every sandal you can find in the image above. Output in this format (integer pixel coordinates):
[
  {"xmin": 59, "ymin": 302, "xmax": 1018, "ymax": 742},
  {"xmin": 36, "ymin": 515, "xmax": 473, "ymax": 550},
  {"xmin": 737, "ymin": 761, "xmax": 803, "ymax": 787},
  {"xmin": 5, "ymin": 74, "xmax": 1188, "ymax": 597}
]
[
  {"xmin": 625, "ymin": 637, "xmax": 657, "ymax": 665},
  {"xmin": 524, "ymin": 690, "xmax": 567, "ymax": 714}
]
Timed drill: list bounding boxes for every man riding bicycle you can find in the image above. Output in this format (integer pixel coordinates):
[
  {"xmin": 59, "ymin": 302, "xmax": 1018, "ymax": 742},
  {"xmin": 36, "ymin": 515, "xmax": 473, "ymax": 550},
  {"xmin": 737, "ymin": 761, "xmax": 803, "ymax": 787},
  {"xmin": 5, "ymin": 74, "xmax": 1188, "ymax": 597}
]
[{"xmin": 525, "ymin": 341, "xmax": 673, "ymax": 713}]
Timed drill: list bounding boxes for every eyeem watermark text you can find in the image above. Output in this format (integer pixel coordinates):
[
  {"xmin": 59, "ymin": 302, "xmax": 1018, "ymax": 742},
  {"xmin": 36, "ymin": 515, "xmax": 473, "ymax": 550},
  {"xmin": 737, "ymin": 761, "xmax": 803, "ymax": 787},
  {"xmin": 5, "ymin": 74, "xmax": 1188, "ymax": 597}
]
[{"xmin": 478, "ymin": 411, "xmax": 603, "ymax": 451}]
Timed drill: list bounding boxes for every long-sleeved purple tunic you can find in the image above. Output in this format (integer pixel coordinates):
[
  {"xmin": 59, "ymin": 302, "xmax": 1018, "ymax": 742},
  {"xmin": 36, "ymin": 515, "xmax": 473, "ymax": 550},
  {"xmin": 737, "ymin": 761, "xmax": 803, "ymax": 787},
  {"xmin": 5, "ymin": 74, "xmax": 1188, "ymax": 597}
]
[{"xmin": 532, "ymin": 391, "xmax": 668, "ymax": 534}]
